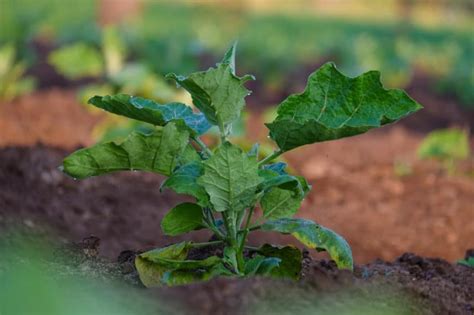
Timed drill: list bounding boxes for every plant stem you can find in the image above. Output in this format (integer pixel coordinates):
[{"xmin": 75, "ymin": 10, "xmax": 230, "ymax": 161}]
[
  {"xmin": 190, "ymin": 240, "xmax": 223, "ymax": 248},
  {"xmin": 192, "ymin": 136, "xmax": 212, "ymax": 157},
  {"xmin": 258, "ymin": 150, "xmax": 283, "ymax": 167},
  {"xmin": 203, "ymin": 208, "xmax": 225, "ymax": 239},
  {"xmin": 222, "ymin": 211, "xmax": 244, "ymax": 272},
  {"xmin": 237, "ymin": 207, "xmax": 254, "ymax": 254}
]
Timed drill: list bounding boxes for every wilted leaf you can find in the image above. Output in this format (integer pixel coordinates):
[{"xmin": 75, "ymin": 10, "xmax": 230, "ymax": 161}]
[
  {"xmin": 262, "ymin": 218, "xmax": 353, "ymax": 270},
  {"xmin": 266, "ymin": 62, "xmax": 422, "ymax": 151},
  {"xmin": 89, "ymin": 94, "xmax": 211, "ymax": 135},
  {"xmin": 198, "ymin": 142, "xmax": 263, "ymax": 212},
  {"xmin": 62, "ymin": 122, "xmax": 189, "ymax": 179},
  {"xmin": 135, "ymin": 242, "xmax": 223, "ymax": 287},
  {"xmin": 161, "ymin": 203, "xmax": 205, "ymax": 236}
]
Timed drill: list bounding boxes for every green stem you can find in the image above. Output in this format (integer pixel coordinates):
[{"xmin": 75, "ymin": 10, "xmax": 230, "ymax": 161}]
[
  {"xmin": 192, "ymin": 136, "xmax": 212, "ymax": 157},
  {"xmin": 190, "ymin": 240, "xmax": 223, "ymax": 248},
  {"xmin": 222, "ymin": 211, "xmax": 244, "ymax": 272},
  {"xmin": 258, "ymin": 150, "xmax": 283, "ymax": 167},
  {"xmin": 203, "ymin": 208, "xmax": 225, "ymax": 239},
  {"xmin": 237, "ymin": 207, "xmax": 255, "ymax": 254}
]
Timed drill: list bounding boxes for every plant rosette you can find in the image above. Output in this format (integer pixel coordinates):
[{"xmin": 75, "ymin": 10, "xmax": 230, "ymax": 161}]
[{"xmin": 61, "ymin": 42, "xmax": 422, "ymax": 287}]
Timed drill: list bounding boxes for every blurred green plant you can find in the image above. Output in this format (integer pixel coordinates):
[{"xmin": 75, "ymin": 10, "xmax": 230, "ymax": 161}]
[
  {"xmin": 417, "ymin": 128, "xmax": 470, "ymax": 173},
  {"xmin": 0, "ymin": 43, "xmax": 36, "ymax": 101},
  {"xmin": 0, "ymin": 234, "xmax": 164, "ymax": 315},
  {"xmin": 457, "ymin": 257, "xmax": 474, "ymax": 268}
]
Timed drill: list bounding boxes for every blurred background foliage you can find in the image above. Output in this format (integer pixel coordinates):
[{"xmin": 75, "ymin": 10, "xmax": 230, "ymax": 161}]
[{"xmin": 0, "ymin": 0, "xmax": 472, "ymax": 146}]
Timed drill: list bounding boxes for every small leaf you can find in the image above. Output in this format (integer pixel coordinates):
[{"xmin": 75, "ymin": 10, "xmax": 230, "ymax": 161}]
[
  {"xmin": 247, "ymin": 143, "xmax": 260, "ymax": 158},
  {"xmin": 262, "ymin": 218, "xmax": 353, "ymax": 270},
  {"xmin": 258, "ymin": 244, "xmax": 302, "ymax": 279},
  {"xmin": 262, "ymin": 162, "xmax": 288, "ymax": 175},
  {"xmin": 161, "ymin": 203, "xmax": 205, "ymax": 236},
  {"xmin": 261, "ymin": 188, "xmax": 302, "ymax": 219},
  {"xmin": 221, "ymin": 41, "xmax": 237, "ymax": 74},
  {"xmin": 198, "ymin": 142, "xmax": 263, "ymax": 212},
  {"xmin": 62, "ymin": 122, "xmax": 189, "ymax": 179},
  {"xmin": 161, "ymin": 162, "xmax": 209, "ymax": 206},
  {"xmin": 223, "ymin": 247, "xmax": 239, "ymax": 273},
  {"xmin": 244, "ymin": 255, "xmax": 281, "ymax": 276},
  {"xmin": 167, "ymin": 44, "xmax": 254, "ymax": 134},
  {"xmin": 89, "ymin": 94, "xmax": 211, "ymax": 135},
  {"xmin": 266, "ymin": 62, "xmax": 422, "ymax": 151}
]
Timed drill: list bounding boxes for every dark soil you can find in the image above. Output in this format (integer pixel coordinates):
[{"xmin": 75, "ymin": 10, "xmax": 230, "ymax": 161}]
[{"xmin": 4, "ymin": 234, "xmax": 472, "ymax": 315}]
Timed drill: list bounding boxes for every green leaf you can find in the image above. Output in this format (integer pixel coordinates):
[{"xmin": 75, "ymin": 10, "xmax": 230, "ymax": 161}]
[
  {"xmin": 161, "ymin": 162, "xmax": 209, "ymax": 206},
  {"xmin": 161, "ymin": 203, "xmax": 205, "ymax": 236},
  {"xmin": 198, "ymin": 142, "xmax": 263, "ymax": 212},
  {"xmin": 160, "ymin": 263, "xmax": 232, "ymax": 286},
  {"xmin": 88, "ymin": 94, "xmax": 211, "ymax": 135},
  {"xmin": 247, "ymin": 143, "xmax": 260, "ymax": 158},
  {"xmin": 167, "ymin": 45, "xmax": 254, "ymax": 134},
  {"xmin": 457, "ymin": 257, "xmax": 474, "ymax": 268},
  {"xmin": 417, "ymin": 128, "xmax": 470, "ymax": 161},
  {"xmin": 62, "ymin": 122, "xmax": 189, "ymax": 179},
  {"xmin": 262, "ymin": 218, "xmax": 353, "ymax": 270},
  {"xmin": 261, "ymin": 188, "xmax": 302, "ymax": 219},
  {"xmin": 266, "ymin": 62, "xmax": 422, "ymax": 151},
  {"xmin": 223, "ymin": 247, "xmax": 239, "ymax": 273},
  {"xmin": 258, "ymin": 244, "xmax": 302, "ymax": 279},
  {"xmin": 262, "ymin": 162, "xmax": 288, "ymax": 175},
  {"xmin": 258, "ymin": 167, "xmax": 311, "ymax": 219},
  {"xmin": 48, "ymin": 42, "xmax": 103, "ymax": 79},
  {"xmin": 221, "ymin": 41, "xmax": 237, "ymax": 74},
  {"xmin": 135, "ymin": 242, "xmax": 224, "ymax": 287},
  {"xmin": 244, "ymin": 255, "xmax": 281, "ymax": 276}
]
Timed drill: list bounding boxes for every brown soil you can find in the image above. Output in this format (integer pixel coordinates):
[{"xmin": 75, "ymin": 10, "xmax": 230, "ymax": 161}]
[
  {"xmin": 0, "ymin": 89, "xmax": 99, "ymax": 149},
  {"xmin": 0, "ymin": 78, "xmax": 473, "ymax": 314}
]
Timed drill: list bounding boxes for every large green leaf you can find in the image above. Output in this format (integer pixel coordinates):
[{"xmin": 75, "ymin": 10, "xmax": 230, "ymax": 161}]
[
  {"xmin": 135, "ymin": 242, "xmax": 224, "ymax": 287},
  {"xmin": 161, "ymin": 203, "xmax": 205, "ymax": 236},
  {"xmin": 260, "ymin": 188, "xmax": 303, "ymax": 219},
  {"xmin": 161, "ymin": 162, "xmax": 209, "ymax": 206},
  {"xmin": 167, "ymin": 45, "xmax": 254, "ymax": 134},
  {"xmin": 258, "ymin": 244, "xmax": 302, "ymax": 279},
  {"xmin": 262, "ymin": 218, "xmax": 353, "ymax": 270},
  {"xmin": 197, "ymin": 142, "xmax": 263, "ymax": 212},
  {"xmin": 88, "ymin": 94, "xmax": 211, "ymax": 135},
  {"xmin": 266, "ymin": 62, "xmax": 422, "ymax": 151},
  {"xmin": 62, "ymin": 122, "xmax": 189, "ymax": 179}
]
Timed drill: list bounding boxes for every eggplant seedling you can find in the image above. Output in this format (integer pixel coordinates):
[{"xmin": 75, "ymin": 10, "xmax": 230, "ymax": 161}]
[{"xmin": 62, "ymin": 43, "xmax": 422, "ymax": 286}]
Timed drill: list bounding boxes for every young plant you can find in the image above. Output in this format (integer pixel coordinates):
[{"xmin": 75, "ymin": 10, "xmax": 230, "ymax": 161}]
[
  {"xmin": 417, "ymin": 128, "xmax": 470, "ymax": 174},
  {"xmin": 61, "ymin": 43, "xmax": 422, "ymax": 286},
  {"xmin": 0, "ymin": 43, "xmax": 36, "ymax": 101}
]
